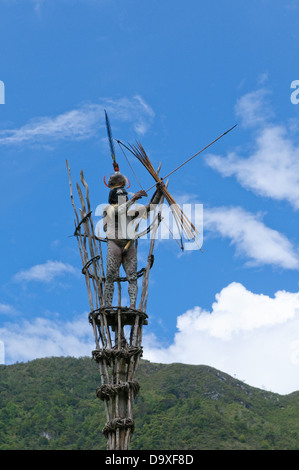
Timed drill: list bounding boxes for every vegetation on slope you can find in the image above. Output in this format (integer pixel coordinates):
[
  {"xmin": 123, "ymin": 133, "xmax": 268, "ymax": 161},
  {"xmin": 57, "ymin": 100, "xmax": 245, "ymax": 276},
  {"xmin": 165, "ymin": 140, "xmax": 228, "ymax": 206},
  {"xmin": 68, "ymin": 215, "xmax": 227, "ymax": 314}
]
[{"xmin": 0, "ymin": 356, "xmax": 298, "ymax": 450}]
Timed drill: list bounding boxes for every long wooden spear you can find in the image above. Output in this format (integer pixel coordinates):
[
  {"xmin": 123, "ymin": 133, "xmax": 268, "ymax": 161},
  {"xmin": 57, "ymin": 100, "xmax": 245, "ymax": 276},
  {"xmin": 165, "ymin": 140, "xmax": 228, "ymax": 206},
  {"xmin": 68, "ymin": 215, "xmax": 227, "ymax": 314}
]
[
  {"xmin": 120, "ymin": 124, "xmax": 237, "ymax": 193},
  {"xmin": 116, "ymin": 124, "xmax": 237, "ymax": 250}
]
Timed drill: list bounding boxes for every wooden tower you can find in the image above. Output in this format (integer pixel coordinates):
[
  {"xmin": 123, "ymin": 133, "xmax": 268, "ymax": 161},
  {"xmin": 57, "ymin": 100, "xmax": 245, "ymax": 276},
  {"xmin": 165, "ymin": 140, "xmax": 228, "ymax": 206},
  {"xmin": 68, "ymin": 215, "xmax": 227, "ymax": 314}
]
[{"xmin": 66, "ymin": 162, "xmax": 165, "ymax": 450}]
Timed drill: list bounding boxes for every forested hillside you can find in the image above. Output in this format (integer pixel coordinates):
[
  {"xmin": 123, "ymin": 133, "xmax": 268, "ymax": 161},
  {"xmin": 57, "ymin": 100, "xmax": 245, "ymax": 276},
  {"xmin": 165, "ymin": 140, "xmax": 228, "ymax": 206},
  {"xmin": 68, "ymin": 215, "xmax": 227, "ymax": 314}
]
[{"xmin": 0, "ymin": 357, "xmax": 298, "ymax": 450}]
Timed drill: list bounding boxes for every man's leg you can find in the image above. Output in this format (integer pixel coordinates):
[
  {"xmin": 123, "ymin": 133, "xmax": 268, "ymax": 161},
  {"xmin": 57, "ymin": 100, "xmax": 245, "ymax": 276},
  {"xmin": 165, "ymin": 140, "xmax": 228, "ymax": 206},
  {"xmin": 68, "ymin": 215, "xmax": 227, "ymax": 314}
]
[
  {"xmin": 122, "ymin": 242, "xmax": 138, "ymax": 309},
  {"xmin": 104, "ymin": 240, "xmax": 122, "ymax": 307}
]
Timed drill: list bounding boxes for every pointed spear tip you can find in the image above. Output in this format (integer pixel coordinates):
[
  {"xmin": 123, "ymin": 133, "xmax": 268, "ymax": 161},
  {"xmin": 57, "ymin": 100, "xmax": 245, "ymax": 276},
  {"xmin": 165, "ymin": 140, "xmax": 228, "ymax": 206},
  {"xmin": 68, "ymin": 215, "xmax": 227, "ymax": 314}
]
[{"xmin": 224, "ymin": 123, "xmax": 238, "ymax": 135}]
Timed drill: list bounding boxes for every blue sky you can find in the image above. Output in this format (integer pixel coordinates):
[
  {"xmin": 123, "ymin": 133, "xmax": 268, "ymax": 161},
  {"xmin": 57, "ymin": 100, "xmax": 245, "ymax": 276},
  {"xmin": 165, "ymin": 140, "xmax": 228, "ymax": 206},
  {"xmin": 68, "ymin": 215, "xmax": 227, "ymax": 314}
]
[{"xmin": 1, "ymin": 0, "xmax": 299, "ymax": 394}]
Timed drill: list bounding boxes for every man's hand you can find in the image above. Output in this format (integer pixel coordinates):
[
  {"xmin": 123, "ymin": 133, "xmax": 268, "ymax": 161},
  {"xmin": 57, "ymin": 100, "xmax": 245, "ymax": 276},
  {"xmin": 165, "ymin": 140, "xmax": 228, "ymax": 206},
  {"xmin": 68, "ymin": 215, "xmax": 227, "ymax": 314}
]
[{"xmin": 131, "ymin": 190, "xmax": 147, "ymax": 202}]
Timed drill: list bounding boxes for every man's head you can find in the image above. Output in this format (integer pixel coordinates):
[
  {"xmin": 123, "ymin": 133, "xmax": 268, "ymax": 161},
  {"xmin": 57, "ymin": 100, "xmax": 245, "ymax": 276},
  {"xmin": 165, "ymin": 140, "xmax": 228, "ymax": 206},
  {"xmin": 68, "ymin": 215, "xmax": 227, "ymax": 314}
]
[
  {"xmin": 108, "ymin": 172, "xmax": 128, "ymax": 189},
  {"xmin": 107, "ymin": 172, "xmax": 129, "ymax": 205}
]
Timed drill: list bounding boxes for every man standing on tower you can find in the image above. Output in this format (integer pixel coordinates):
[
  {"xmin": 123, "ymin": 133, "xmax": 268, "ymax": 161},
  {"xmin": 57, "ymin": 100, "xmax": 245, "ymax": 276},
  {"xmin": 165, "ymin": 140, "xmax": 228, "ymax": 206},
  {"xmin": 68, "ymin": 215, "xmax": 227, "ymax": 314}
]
[{"xmin": 103, "ymin": 171, "xmax": 163, "ymax": 309}]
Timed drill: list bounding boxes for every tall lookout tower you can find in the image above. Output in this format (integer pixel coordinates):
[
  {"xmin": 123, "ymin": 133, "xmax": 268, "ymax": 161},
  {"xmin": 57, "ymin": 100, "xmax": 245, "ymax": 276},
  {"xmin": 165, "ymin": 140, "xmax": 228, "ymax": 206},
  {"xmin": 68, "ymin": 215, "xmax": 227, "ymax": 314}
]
[
  {"xmin": 66, "ymin": 159, "xmax": 166, "ymax": 450},
  {"xmin": 66, "ymin": 112, "xmax": 234, "ymax": 450},
  {"xmin": 66, "ymin": 111, "xmax": 167, "ymax": 450}
]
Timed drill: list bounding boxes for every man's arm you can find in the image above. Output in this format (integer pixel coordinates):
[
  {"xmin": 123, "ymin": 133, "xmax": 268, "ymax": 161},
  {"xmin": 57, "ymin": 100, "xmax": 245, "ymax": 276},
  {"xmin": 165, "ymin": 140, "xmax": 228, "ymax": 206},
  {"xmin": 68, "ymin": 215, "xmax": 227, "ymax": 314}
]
[
  {"xmin": 116, "ymin": 190, "xmax": 148, "ymax": 216},
  {"xmin": 144, "ymin": 181, "xmax": 164, "ymax": 213}
]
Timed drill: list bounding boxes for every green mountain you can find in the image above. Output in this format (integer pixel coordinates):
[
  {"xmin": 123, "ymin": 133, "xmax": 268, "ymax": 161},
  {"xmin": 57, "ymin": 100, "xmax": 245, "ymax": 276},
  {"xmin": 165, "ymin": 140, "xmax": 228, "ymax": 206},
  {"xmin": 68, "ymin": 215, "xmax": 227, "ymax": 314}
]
[{"xmin": 0, "ymin": 356, "xmax": 298, "ymax": 450}]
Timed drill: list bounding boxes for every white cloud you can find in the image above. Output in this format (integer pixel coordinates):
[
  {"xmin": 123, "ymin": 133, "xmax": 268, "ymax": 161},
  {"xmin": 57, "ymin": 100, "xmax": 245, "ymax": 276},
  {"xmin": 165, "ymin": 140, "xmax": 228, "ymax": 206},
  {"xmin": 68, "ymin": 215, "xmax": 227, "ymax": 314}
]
[
  {"xmin": 14, "ymin": 260, "xmax": 79, "ymax": 283},
  {"xmin": 143, "ymin": 282, "xmax": 299, "ymax": 394},
  {"xmin": 204, "ymin": 206, "xmax": 299, "ymax": 270},
  {"xmin": 0, "ymin": 106, "xmax": 101, "ymax": 145},
  {"xmin": 234, "ymin": 88, "xmax": 273, "ymax": 128},
  {"xmin": 177, "ymin": 282, "xmax": 299, "ymax": 340},
  {"xmin": 0, "ymin": 314, "xmax": 93, "ymax": 364},
  {"xmin": 206, "ymin": 89, "xmax": 299, "ymax": 209},
  {"xmin": 104, "ymin": 94, "xmax": 155, "ymax": 136},
  {"xmin": 0, "ymin": 303, "xmax": 17, "ymax": 315},
  {"xmin": 0, "ymin": 95, "xmax": 154, "ymax": 146}
]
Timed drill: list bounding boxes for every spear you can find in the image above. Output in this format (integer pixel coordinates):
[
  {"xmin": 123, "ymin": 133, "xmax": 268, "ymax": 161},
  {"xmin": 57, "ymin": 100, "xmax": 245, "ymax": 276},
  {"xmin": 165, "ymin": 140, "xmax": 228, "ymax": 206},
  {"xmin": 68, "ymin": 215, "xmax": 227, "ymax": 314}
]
[
  {"xmin": 120, "ymin": 124, "xmax": 237, "ymax": 193},
  {"xmin": 116, "ymin": 124, "xmax": 237, "ymax": 250},
  {"xmin": 104, "ymin": 109, "xmax": 120, "ymax": 172},
  {"xmin": 155, "ymin": 124, "xmax": 237, "ymax": 187}
]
